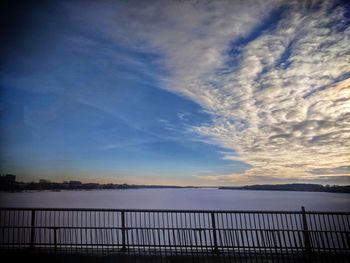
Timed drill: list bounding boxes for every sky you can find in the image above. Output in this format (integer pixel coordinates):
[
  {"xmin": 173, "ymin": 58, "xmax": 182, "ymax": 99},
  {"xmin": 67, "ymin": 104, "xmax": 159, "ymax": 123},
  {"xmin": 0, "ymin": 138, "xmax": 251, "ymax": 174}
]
[{"xmin": 0, "ymin": 0, "xmax": 349, "ymax": 186}]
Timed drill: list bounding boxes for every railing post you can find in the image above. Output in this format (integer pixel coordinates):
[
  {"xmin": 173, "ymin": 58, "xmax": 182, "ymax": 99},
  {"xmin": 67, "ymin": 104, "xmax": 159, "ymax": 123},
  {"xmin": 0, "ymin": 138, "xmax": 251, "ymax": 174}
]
[
  {"xmin": 121, "ymin": 211, "xmax": 126, "ymax": 252},
  {"xmin": 30, "ymin": 209, "xmax": 36, "ymax": 249},
  {"xmin": 53, "ymin": 227, "xmax": 57, "ymax": 251},
  {"xmin": 301, "ymin": 206, "xmax": 311, "ymax": 253},
  {"xmin": 211, "ymin": 212, "xmax": 219, "ymax": 253}
]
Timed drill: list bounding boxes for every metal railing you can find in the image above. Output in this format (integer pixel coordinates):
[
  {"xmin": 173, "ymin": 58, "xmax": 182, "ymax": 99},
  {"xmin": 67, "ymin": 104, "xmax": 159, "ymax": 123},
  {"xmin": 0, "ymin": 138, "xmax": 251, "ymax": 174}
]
[{"xmin": 0, "ymin": 207, "xmax": 349, "ymax": 261}]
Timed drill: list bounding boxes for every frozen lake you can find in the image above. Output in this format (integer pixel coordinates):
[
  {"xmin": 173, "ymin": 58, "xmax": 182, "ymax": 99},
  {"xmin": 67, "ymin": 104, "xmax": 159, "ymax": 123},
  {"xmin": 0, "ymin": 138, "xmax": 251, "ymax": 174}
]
[{"xmin": 0, "ymin": 188, "xmax": 349, "ymax": 211}]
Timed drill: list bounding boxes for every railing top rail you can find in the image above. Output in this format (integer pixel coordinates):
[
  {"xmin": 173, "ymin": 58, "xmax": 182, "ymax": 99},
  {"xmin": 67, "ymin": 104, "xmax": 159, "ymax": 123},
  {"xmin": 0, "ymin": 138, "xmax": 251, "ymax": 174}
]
[{"xmin": 0, "ymin": 207, "xmax": 349, "ymax": 215}]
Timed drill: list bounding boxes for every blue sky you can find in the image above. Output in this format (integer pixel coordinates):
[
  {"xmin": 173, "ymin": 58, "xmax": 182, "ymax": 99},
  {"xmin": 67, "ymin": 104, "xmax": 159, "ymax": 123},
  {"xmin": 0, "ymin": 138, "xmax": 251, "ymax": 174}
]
[{"xmin": 1, "ymin": 0, "xmax": 349, "ymax": 185}]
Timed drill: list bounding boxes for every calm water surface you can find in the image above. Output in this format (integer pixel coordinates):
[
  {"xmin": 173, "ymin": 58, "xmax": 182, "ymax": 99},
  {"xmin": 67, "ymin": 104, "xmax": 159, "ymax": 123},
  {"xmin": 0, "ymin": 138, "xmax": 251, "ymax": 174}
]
[{"xmin": 0, "ymin": 188, "xmax": 349, "ymax": 211}]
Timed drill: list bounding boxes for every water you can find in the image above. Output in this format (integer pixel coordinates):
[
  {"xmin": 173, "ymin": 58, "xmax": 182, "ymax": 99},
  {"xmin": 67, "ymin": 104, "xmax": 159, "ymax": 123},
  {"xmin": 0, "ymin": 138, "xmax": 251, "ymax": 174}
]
[
  {"xmin": 0, "ymin": 189, "xmax": 349, "ymax": 251},
  {"xmin": 0, "ymin": 188, "xmax": 349, "ymax": 211}
]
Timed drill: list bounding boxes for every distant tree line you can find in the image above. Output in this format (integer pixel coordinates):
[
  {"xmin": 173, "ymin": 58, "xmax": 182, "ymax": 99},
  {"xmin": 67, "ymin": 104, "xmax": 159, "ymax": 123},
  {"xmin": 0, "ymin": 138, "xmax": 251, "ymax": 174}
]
[
  {"xmin": 219, "ymin": 183, "xmax": 350, "ymax": 194},
  {"xmin": 1, "ymin": 175, "xmax": 349, "ymax": 193},
  {"xmin": 0, "ymin": 175, "xmax": 188, "ymax": 191}
]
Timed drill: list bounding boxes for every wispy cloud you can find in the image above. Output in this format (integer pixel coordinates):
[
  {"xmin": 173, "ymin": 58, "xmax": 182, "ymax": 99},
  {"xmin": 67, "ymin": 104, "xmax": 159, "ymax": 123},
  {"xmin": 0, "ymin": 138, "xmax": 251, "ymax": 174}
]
[
  {"xmin": 97, "ymin": 0, "xmax": 350, "ymax": 184},
  {"xmin": 190, "ymin": 2, "xmax": 350, "ymax": 183},
  {"xmin": 11, "ymin": 0, "xmax": 347, "ymax": 184}
]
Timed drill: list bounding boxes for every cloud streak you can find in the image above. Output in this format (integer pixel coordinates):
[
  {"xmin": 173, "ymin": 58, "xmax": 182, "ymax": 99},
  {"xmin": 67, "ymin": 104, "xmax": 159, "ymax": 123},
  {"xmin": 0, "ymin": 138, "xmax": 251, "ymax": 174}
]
[{"xmin": 70, "ymin": 0, "xmax": 350, "ymax": 184}]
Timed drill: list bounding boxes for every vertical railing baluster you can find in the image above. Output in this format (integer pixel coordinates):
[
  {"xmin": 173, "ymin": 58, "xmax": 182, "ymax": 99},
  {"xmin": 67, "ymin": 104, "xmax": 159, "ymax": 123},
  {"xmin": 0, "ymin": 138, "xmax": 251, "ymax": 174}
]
[
  {"xmin": 30, "ymin": 209, "xmax": 36, "ymax": 249},
  {"xmin": 53, "ymin": 227, "xmax": 57, "ymax": 251},
  {"xmin": 211, "ymin": 212, "xmax": 219, "ymax": 253},
  {"xmin": 301, "ymin": 206, "xmax": 311, "ymax": 254},
  {"xmin": 121, "ymin": 211, "xmax": 126, "ymax": 251}
]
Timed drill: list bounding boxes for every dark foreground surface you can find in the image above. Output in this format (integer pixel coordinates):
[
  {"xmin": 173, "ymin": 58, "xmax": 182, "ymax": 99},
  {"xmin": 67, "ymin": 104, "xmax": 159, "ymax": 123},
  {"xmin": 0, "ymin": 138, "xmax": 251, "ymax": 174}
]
[{"xmin": 1, "ymin": 249, "xmax": 350, "ymax": 263}]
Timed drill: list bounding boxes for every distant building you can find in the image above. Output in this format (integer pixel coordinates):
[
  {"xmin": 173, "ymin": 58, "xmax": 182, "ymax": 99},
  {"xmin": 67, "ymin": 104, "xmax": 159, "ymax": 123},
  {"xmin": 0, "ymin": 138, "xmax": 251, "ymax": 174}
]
[
  {"xmin": 69, "ymin": 181, "xmax": 82, "ymax": 189},
  {"xmin": 69, "ymin": 180, "xmax": 82, "ymax": 185},
  {"xmin": 1, "ymin": 174, "xmax": 16, "ymax": 183},
  {"xmin": 0, "ymin": 174, "xmax": 16, "ymax": 190},
  {"xmin": 39, "ymin": 179, "xmax": 51, "ymax": 184}
]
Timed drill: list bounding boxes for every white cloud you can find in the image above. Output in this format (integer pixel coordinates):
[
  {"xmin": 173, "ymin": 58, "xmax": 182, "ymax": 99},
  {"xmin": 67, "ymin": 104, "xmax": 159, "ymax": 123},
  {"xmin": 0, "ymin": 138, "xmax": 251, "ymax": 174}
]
[
  {"xmin": 189, "ymin": 1, "xmax": 350, "ymax": 183},
  {"xmin": 71, "ymin": 0, "xmax": 350, "ymax": 184}
]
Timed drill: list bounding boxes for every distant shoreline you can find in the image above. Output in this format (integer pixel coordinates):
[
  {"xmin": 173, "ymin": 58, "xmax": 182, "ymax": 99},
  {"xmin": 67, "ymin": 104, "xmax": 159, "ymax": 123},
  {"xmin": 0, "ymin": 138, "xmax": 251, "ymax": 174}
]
[
  {"xmin": 1, "ymin": 184, "xmax": 349, "ymax": 194},
  {"xmin": 219, "ymin": 183, "xmax": 350, "ymax": 194},
  {"xmin": 1, "ymin": 175, "xmax": 349, "ymax": 193}
]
